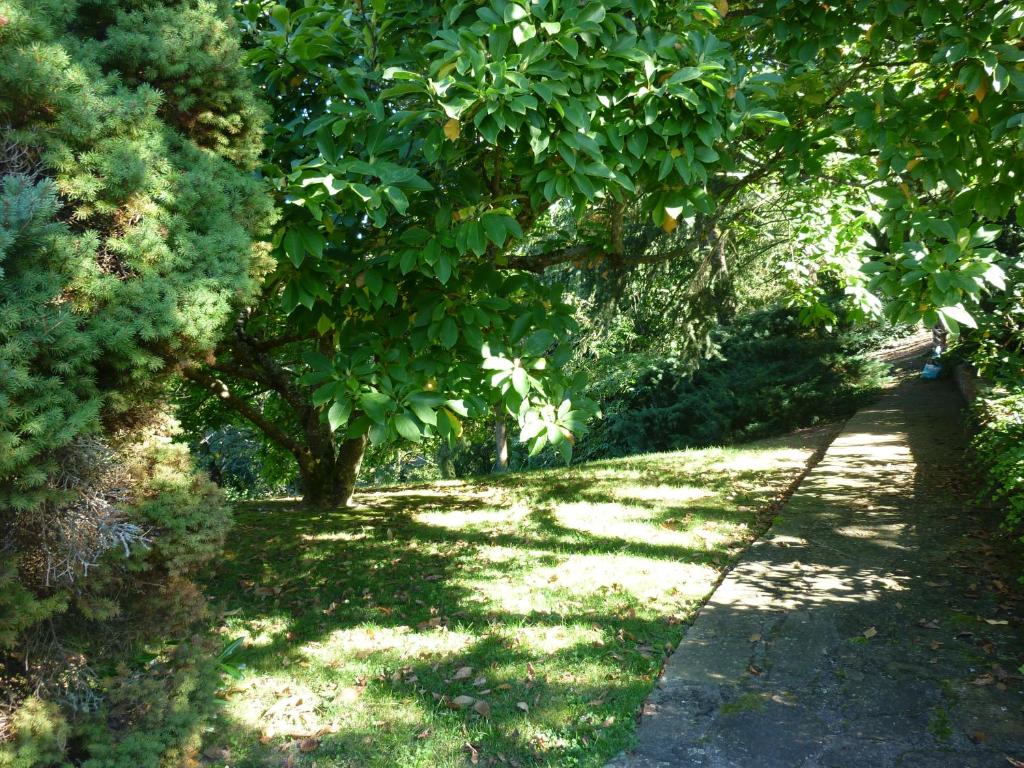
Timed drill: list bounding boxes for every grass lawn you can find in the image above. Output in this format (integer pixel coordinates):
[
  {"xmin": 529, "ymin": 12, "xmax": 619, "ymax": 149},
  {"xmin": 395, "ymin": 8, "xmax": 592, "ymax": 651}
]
[{"xmin": 200, "ymin": 427, "xmax": 835, "ymax": 768}]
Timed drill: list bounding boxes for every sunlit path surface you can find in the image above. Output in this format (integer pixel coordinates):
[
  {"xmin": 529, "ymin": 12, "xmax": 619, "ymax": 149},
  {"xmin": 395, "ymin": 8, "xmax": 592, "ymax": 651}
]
[{"xmin": 610, "ymin": 359, "xmax": 1024, "ymax": 767}]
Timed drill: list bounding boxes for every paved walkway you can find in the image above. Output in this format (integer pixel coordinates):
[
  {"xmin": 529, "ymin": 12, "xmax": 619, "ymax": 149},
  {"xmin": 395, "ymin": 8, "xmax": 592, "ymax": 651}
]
[{"xmin": 610, "ymin": 353, "xmax": 1024, "ymax": 767}]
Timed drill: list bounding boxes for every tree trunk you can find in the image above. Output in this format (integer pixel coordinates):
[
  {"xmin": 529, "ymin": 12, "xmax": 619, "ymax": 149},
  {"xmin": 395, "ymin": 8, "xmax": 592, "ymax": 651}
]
[
  {"xmin": 300, "ymin": 433, "xmax": 367, "ymax": 508},
  {"xmin": 493, "ymin": 406, "xmax": 509, "ymax": 474}
]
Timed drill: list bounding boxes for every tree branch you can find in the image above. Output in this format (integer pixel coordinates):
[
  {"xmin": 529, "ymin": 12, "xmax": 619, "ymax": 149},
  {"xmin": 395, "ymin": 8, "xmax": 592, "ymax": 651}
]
[{"xmin": 181, "ymin": 367, "xmax": 312, "ymax": 467}]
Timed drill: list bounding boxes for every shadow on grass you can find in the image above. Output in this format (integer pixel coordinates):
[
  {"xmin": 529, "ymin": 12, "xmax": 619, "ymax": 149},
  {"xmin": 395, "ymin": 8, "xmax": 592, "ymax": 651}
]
[{"xmin": 198, "ymin": 427, "xmax": 885, "ymax": 768}]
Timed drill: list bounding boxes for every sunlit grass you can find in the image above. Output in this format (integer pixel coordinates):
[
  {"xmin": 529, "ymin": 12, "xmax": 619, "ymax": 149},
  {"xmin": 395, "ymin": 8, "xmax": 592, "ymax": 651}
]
[{"xmin": 201, "ymin": 428, "xmax": 833, "ymax": 768}]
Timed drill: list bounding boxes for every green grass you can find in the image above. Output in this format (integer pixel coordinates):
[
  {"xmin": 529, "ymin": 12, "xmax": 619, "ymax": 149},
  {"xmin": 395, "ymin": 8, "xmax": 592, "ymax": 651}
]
[{"xmin": 201, "ymin": 428, "xmax": 834, "ymax": 768}]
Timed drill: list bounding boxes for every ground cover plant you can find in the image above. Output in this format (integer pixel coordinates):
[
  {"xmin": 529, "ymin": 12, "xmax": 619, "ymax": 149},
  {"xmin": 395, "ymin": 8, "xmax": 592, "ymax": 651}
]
[{"xmin": 200, "ymin": 428, "xmax": 834, "ymax": 768}]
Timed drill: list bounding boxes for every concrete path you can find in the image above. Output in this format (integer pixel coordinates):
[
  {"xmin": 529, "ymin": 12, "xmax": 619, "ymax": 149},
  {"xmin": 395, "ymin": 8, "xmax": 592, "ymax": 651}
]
[{"xmin": 610, "ymin": 353, "xmax": 1024, "ymax": 767}]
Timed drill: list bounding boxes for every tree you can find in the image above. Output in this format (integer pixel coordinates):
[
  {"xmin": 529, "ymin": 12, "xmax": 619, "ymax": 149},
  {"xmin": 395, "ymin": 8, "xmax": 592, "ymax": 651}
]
[
  {"xmin": 190, "ymin": 0, "xmax": 1022, "ymax": 507},
  {"xmin": 0, "ymin": 0, "xmax": 269, "ymax": 762},
  {"xmin": 729, "ymin": 0, "xmax": 1021, "ymax": 330},
  {"xmin": 191, "ymin": 0, "xmax": 805, "ymax": 505}
]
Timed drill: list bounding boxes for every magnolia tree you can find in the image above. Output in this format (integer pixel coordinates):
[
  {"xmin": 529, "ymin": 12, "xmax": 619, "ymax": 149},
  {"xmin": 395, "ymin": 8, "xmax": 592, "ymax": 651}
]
[
  {"xmin": 192, "ymin": 0, "xmax": 795, "ymax": 505},
  {"xmin": 192, "ymin": 0, "xmax": 1023, "ymax": 506}
]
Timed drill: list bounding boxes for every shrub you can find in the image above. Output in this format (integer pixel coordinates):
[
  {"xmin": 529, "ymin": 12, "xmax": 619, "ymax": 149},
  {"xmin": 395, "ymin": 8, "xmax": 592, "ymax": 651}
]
[
  {"xmin": 0, "ymin": 0, "xmax": 270, "ymax": 763},
  {"xmin": 972, "ymin": 388, "xmax": 1024, "ymax": 538},
  {"xmin": 572, "ymin": 309, "xmax": 892, "ymax": 460}
]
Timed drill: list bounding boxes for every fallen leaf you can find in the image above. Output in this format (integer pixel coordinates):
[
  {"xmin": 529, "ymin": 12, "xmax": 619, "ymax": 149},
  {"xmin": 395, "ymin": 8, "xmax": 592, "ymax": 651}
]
[
  {"xmin": 749, "ymin": 633, "xmax": 762, "ymax": 642},
  {"xmin": 472, "ymin": 676, "xmax": 487, "ymax": 687},
  {"xmin": 465, "ymin": 743, "xmax": 479, "ymax": 765},
  {"xmin": 863, "ymin": 627, "xmax": 877, "ymax": 639},
  {"xmin": 453, "ymin": 666, "xmax": 473, "ymax": 681},
  {"xmin": 984, "ymin": 619, "xmax": 1009, "ymax": 625},
  {"xmin": 297, "ymin": 737, "xmax": 320, "ymax": 753},
  {"xmin": 918, "ymin": 619, "xmax": 940, "ymax": 630},
  {"xmin": 1006, "ymin": 756, "xmax": 1024, "ymax": 767},
  {"xmin": 451, "ymin": 695, "xmax": 476, "ymax": 709},
  {"xmin": 473, "ymin": 700, "xmax": 491, "ymax": 718},
  {"xmin": 601, "ymin": 715, "xmax": 615, "ymax": 728},
  {"xmin": 972, "ymin": 674, "xmax": 995, "ymax": 686},
  {"xmin": 516, "ymin": 701, "xmax": 529, "ymax": 713},
  {"xmin": 415, "ymin": 729, "xmax": 431, "ymax": 740},
  {"xmin": 747, "ymin": 664, "xmax": 762, "ymax": 676},
  {"xmin": 969, "ymin": 731, "xmax": 987, "ymax": 743},
  {"xmin": 201, "ymin": 747, "xmax": 230, "ymax": 762}
]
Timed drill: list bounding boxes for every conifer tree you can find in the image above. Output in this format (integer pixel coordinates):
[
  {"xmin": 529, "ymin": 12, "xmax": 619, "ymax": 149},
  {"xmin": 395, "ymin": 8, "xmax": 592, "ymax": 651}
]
[{"xmin": 0, "ymin": 1, "xmax": 270, "ymax": 763}]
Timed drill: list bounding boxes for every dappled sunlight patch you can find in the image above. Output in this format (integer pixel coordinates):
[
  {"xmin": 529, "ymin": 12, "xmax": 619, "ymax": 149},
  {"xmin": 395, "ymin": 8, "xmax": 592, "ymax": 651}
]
[
  {"xmin": 611, "ymin": 484, "xmax": 713, "ymax": 504},
  {"xmin": 715, "ymin": 447, "xmax": 811, "ymax": 474},
  {"xmin": 835, "ymin": 523, "xmax": 907, "ymax": 542},
  {"xmin": 356, "ymin": 483, "xmax": 505, "ymax": 513},
  {"xmin": 479, "ymin": 553, "xmax": 719, "ymax": 616},
  {"xmin": 225, "ymin": 677, "xmax": 323, "ymax": 739},
  {"xmin": 551, "ymin": 501, "xmax": 745, "ymax": 553},
  {"xmin": 496, "ymin": 623, "xmax": 604, "ymax": 655},
  {"xmin": 716, "ymin": 560, "xmax": 910, "ymax": 610},
  {"xmin": 301, "ymin": 622, "xmax": 477, "ymax": 663},
  {"xmin": 307, "ymin": 624, "xmax": 476, "ymax": 662},
  {"xmin": 226, "ymin": 615, "xmax": 291, "ymax": 649},
  {"xmin": 301, "ymin": 529, "xmax": 371, "ymax": 543},
  {"xmin": 415, "ymin": 501, "xmax": 531, "ymax": 531}
]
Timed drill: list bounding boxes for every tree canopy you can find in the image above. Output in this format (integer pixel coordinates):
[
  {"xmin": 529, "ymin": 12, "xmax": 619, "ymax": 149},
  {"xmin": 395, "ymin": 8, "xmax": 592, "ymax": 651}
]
[{"xmin": 186, "ymin": 0, "xmax": 1021, "ymax": 506}]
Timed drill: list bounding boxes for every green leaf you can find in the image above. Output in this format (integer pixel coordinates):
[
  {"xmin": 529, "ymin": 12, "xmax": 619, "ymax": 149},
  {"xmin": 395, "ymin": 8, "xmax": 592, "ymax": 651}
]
[
  {"xmin": 579, "ymin": 4, "xmax": 606, "ymax": 25},
  {"xmin": 283, "ymin": 229, "xmax": 305, "ymax": 268},
  {"xmin": 512, "ymin": 22, "xmax": 536, "ymax": 46},
  {"xmin": 511, "ymin": 367, "xmax": 530, "ymax": 397},
  {"xmin": 746, "ymin": 109, "xmax": 790, "ymax": 126},
  {"xmin": 440, "ymin": 316, "xmax": 458, "ymax": 348},
  {"xmin": 667, "ymin": 67, "xmax": 701, "ymax": 85},
  {"xmin": 328, "ymin": 399, "xmax": 352, "ymax": 432},
  {"xmin": 524, "ymin": 329, "xmax": 554, "ymax": 356},
  {"xmin": 384, "ymin": 186, "xmax": 409, "ymax": 214},
  {"xmin": 395, "ymin": 413, "xmax": 422, "ymax": 442},
  {"xmin": 360, "ymin": 391, "xmax": 391, "ymax": 422},
  {"xmin": 481, "ymin": 214, "xmax": 509, "ymax": 247},
  {"xmin": 410, "ymin": 402, "xmax": 437, "ymax": 426},
  {"xmin": 940, "ymin": 304, "xmax": 977, "ymax": 329}
]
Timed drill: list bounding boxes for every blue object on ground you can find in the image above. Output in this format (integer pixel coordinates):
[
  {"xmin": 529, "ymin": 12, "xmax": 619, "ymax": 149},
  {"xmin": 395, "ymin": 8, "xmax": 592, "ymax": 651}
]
[{"xmin": 922, "ymin": 362, "xmax": 942, "ymax": 380}]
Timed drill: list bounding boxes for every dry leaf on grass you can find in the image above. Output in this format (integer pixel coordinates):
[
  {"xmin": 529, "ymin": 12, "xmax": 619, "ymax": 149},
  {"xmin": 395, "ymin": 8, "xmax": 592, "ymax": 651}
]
[{"xmin": 473, "ymin": 700, "xmax": 491, "ymax": 717}]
